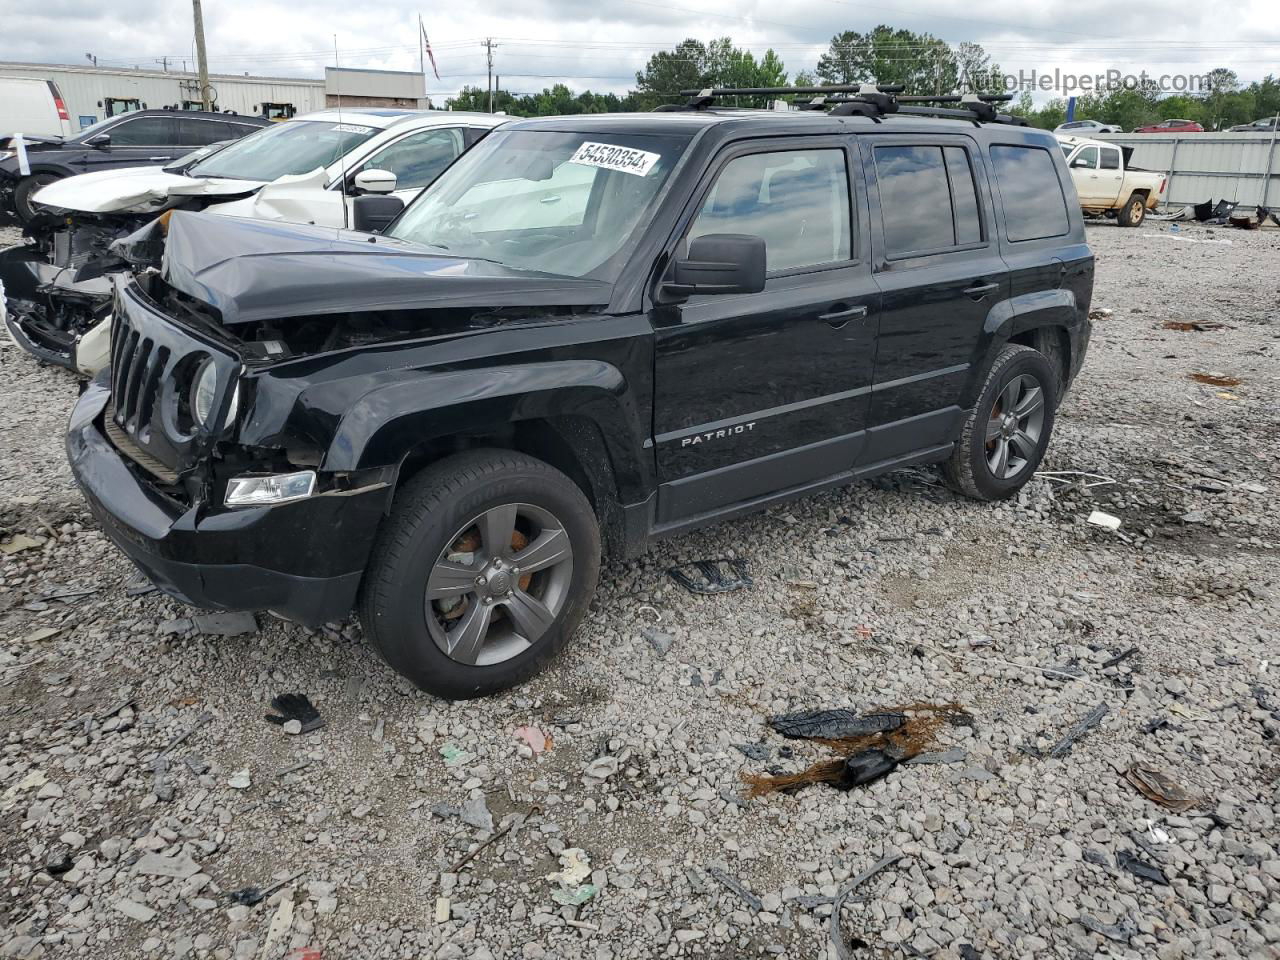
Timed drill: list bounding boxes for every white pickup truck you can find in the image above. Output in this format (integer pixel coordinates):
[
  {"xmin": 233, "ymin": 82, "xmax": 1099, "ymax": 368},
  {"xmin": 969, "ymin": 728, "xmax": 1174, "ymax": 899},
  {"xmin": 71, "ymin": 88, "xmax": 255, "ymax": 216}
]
[{"xmin": 1057, "ymin": 134, "xmax": 1166, "ymax": 227}]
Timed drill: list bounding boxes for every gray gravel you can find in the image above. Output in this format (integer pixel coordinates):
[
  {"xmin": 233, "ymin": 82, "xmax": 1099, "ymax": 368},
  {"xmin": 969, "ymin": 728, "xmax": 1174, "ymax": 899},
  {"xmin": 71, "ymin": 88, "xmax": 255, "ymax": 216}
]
[{"xmin": 2, "ymin": 219, "xmax": 1279, "ymax": 960}]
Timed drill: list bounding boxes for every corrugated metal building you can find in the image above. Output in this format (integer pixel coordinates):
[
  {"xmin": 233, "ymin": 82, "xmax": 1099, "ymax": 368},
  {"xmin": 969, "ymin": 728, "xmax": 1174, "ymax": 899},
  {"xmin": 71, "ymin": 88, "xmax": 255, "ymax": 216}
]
[
  {"xmin": 324, "ymin": 67, "xmax": 429, "ymax": 109},
  {"xmin": 1099, "ymin": 132, "xmax": 1280, "ymax": 208},
  {"xmin": 0, "ymin": 61, "xmax": 325, "ymax": 128}
]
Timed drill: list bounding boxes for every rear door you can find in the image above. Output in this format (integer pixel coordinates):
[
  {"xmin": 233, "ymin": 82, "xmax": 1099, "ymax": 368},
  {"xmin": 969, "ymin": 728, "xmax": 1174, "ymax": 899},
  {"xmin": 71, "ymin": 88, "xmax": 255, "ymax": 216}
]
[
  {"xmin": 652, "ymin": 137, "xmax": 880, "ymax": 524},
  {"xmin": 1095, "ymin": 145, "xmax": 1125, "ymax": 206},
  {"xmin": 859, "ymin": 136, "xmax": 1008, "ymax": 467}
]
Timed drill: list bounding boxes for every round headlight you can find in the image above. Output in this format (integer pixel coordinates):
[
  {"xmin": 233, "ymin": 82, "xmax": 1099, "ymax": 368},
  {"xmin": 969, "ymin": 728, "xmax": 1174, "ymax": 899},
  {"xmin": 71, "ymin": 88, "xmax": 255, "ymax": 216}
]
[{"xmin": 189, "ymin": 359, "xmax": 238, "ymax": 428}]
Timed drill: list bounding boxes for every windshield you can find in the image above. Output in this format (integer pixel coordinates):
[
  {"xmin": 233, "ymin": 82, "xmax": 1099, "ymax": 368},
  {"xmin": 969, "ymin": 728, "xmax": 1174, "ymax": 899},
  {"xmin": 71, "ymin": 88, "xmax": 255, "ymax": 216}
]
[
  {"xmin": 73, "ymin": 115, "xmax": 124, "ymax": 141},
  {"xmin": 388, "ymin": 129, "xmax": 690, "ymax": 281},
  {"xmin": 187, "ymin": 119, "xmax": 381, "ymax": 181}
]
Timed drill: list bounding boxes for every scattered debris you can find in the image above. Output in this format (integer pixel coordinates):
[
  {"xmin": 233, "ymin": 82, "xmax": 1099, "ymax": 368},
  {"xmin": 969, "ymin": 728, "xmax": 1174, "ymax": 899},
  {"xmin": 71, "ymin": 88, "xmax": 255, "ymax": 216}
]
[
  {"xmin": 1081, "ymin": 914, "xmax": 1137, "ymax": 943},
  {"xmin": 227, "ymin": 870, "xmax": 305, "ymax": 907},
  {"xmin": 1101, "ymin": 647, "xmax": 1138, "ymax": 669},
  {"xmin": 830, "ymin": 853, "xmax": 903, "ymax": 960},
  {"xmin": 667, "ymin": 558, "xmax": 752, "ymax": 594},
  {"xmin": 156, "ymin": 710, "xmax": 214, "ymax": 759},
  {"xmin": 545, "ymin": 848, "xmax": 596, "ymax": 906},
  {"xmin": 264, "ymin": 693, "xmax": 324, "ymax": 734},
  {"xmin": 1087, "ymin": 308, "xmax": 1112, "ymax": 320},
  {"xmin": 1043, "ymin": 703, "xmax": 1109, "ymax": 759},
  {"xmin": 514, "ymin": 725, "xmax": 551, "ymax": 754},
  {"xmin": 905, "ymin": 746, "xmax": 967, "ymax": 765},
  {"xmin": 642, "ymin": 626, "xmax": 675, "ymax": 657},
  {"xmin": 1163, "ymin": 320, "xmax": 1225, "ymax": 332},
  {"xmin": 22, "ymin": 626, "xmax": 62, "ymax": 643},
  {"xmin": 449, "ymin": 804, "xmax": 540, "ymax": 874},
  {"xmin": 227, "ymin": 769, "xmax": 252, "ymax": 790},
  {"xmin": 733, "ymin": 743, "xmax": 771, "ymax": 762},
  {"xmin": 1116, "ymin": 849, "xmax": 1167, "ymax": 885},
  {"xmin": 707, "ymin": 866, "xmax": 763, "ymax": 912},
  {"xmin": 192, "ymin": 611, "xmax": 259, "ymax": 636},
  {"xmin": 435, "ymin": 897, "xmax": 450, "ymax": 923},
  {"xmin": 1189, "ymin": 373, "xmax": 1241, "ymax": 388},
  {"xmin": 769, "ymin": 709, "xmax": 905, "ymax": 740},
  {"xmin": 1086, "ymin": 510, "xmax": 1122, "ymax": 531},
  {"xmin": 1037, "ymin": 470, "xmax": 1117, "ymax": 488},
  {"xmin": 746, "ymin": 703, "xmax": 966, "ymax": 796},
  {"xmin": 1, "ymin": 534, "xmax": 44, "ymax": 555},
  {"xmin": 1123, "ymin": 763, "xmax": 1199, "ymax": 812},
  {"xmin": 460, "ymin": 794, "xmax": 494, "ymax": 832},
  {"xmin": 1083, "ymin": 849, "xmax": 1111, "ymax": 867},
  {"xmin": 440, "ymin": 744, "xmax": 472, "ymax": 766}
]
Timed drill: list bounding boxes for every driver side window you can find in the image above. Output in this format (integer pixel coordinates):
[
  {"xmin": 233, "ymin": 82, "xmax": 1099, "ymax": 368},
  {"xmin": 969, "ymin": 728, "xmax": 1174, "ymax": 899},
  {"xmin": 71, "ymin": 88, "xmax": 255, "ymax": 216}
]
[
  {"xmin": 1072, "ymin": 146, "xmax": 1099, "ymax": 169},
  {"xmin": 687, "ymin": 148, "xmax": 851, "ymax": 273},
  {"xmin": 360, "ymin": 128, "xmax": 464, "ymax": 192}
]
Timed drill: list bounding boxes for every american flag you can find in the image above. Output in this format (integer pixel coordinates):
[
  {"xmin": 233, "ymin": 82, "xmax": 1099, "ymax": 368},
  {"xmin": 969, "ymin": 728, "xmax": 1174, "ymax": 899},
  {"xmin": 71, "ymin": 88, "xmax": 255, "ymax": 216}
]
[{"xmin": 420, "ymin": 22, "xmax": 440, "ymax": 81}]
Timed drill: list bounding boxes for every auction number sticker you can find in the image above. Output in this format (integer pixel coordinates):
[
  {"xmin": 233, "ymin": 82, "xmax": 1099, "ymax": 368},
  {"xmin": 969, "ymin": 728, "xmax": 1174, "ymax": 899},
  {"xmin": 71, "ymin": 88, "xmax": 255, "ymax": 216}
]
[
  {"xmin": 569, "ymin": 142, "xmax": 661, "ymax": 177},
  {"xmin": 331, "ymin": 123, "xmax": 374, "ymax": 134}
]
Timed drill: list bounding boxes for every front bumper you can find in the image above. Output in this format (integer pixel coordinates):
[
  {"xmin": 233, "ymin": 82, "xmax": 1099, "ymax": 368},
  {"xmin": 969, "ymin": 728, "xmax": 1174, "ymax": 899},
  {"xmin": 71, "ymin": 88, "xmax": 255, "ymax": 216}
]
[
  {"xmin": 0, "ymin": 244, "xmax": 114, "ymax": 371},
  {"xmin": 67, "ymin": 377, "xmax": 388, "ymax": 626}
]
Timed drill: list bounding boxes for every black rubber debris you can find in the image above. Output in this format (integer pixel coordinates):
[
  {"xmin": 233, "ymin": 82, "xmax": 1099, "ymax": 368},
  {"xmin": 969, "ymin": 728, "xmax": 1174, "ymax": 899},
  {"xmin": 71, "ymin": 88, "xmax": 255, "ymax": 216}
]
[
  {"xmin": 264, "ymin": 693, "xmax": 324, "ymax": 733},
  {"xmin": 769, "ymin": 709, "xmax": 905, "ymax": 741},
  {"xmin": 666, "ymin": 558, "xmax": 752, "ymax": 594},
  {"xmin": 833, "ymin": 749, "xmax": 898, "ymax": 789},
  {"xmin": 1117, "ymin": 849, "xmax": 1167, "ymax": 885}
]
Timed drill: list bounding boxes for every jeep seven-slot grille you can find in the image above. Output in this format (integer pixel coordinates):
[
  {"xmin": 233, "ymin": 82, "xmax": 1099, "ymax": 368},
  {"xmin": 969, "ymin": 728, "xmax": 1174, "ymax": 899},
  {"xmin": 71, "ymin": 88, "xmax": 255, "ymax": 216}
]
[{"xmin": 110, "ymin": 312, "xmax": 170, "ymax": 440}]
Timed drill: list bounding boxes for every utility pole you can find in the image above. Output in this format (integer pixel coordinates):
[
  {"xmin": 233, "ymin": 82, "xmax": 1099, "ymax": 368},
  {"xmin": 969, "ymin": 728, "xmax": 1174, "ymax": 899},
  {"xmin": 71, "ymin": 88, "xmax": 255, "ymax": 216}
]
[
  {"xmin": 192, "ymin": 0, "xmax": 211, "ymax": 110},
  {"xmin": 481, "ymin": 38, "xmax": 497, "ymax": 113}
]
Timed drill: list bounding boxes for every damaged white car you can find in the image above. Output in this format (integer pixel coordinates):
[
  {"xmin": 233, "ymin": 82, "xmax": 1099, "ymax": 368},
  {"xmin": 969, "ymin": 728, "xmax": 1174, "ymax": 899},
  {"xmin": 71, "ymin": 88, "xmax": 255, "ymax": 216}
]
[{"xmin": 1, "ymin": 108, "xmax": 507, "ymax": 374}]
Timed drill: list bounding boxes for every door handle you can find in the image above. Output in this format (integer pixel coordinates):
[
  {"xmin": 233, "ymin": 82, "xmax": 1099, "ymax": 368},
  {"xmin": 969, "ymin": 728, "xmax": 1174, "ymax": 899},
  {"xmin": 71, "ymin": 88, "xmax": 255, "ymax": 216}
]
[
  {"xmin": 819, "ymin": 304, "xmax": 868, "ymax": 327},
  {"xmin": 963, "ymin": 281, "xmax": 999, "ymax": 299}
]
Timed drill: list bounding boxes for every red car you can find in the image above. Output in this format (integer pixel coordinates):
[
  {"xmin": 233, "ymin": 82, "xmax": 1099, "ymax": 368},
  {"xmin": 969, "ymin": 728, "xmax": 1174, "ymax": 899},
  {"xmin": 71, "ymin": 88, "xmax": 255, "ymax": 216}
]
[{"xmin": 1134, "ymin": 118, "xmax": 1203, "ymax": 133}]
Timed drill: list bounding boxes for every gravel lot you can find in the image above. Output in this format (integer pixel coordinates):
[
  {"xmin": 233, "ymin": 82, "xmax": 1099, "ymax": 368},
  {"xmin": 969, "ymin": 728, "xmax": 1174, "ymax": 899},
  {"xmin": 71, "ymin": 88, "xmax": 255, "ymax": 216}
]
[{"xmin": 1, "ymin": 219, "xmax": 1278, "ymax": 960}]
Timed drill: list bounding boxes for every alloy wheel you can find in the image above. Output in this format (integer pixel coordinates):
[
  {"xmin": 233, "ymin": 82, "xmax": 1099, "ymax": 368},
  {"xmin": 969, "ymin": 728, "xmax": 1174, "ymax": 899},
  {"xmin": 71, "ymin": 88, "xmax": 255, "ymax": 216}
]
[
  {"xmin": 984, "ymin": 373, "xmax": 1046, "ymax": 480},
  {"xmin": 424, "ymin": 503, "xmax": 574, "ymax": 666}
]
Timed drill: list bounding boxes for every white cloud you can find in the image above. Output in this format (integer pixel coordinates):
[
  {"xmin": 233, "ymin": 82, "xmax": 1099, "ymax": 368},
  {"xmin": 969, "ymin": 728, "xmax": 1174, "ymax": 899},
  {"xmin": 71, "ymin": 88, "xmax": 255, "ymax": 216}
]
[{"xmin": 1, "ymin": 0, "xmax": 1276, "ymax": 102}]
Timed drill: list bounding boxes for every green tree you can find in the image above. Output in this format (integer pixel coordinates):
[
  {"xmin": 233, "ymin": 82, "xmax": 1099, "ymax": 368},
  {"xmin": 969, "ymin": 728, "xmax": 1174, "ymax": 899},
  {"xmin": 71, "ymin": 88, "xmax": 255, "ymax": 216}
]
[
  {"xmin": 815, "ymin": 25, "xmax": 968, "ymax": 93},
  {"xmin": 633, "ymin": 37, "xmax": 788, "ymax": 108}
]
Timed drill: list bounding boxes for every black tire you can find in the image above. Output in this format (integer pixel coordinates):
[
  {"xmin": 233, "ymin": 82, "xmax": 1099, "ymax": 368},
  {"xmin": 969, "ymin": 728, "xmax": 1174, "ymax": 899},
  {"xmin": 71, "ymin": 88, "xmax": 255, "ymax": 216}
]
[
  {"xmin": 359, "ymin": 449, "xmax": 600, "ymax": 700},
  {"xmin": 1117, "ymin": 193, "xmax": 1146, "ymax": 227},
  {"xmin": 13, "ymin": 174, "xmax": 60, "ymax": 223},
  {"xmin": 945, "ymin": 345, "xmax": 1059, "ymax": 501}
]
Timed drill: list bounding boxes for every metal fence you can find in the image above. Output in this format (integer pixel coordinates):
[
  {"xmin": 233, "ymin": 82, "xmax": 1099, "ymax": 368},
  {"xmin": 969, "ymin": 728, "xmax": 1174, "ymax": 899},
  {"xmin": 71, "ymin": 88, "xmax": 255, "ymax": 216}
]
[{"xmin": 1097, "ymin": 131, "xmax": 1280, "ymax": 209}]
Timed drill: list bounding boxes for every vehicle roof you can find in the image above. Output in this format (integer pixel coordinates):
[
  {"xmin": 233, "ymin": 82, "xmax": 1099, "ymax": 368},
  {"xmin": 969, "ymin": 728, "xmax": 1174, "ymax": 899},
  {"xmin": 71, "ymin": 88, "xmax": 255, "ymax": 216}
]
[
  {"xmin": 501, "ymin": 109, "xmax": 1052, "ymax": 141},
  {"xmin": 292, "ymin": 109, "xmax": 508, "ymax": 130},
  {"xmin": 1055, "ymin": 134, "xmax": 1117, "ymax": 150},
  {"xmin": 97, "ymin": 109, "xmax": 268, "ymax": 123}
]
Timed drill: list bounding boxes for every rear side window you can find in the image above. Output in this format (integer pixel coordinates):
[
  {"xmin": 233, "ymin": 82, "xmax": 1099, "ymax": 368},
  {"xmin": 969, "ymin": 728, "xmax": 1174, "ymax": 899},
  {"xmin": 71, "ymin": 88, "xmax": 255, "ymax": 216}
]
[
  {"xmin": 873, "ymin": 144, "xmax": 984, "ymax": 257},
  {"xmin": 689, "ymin": 149, "xmax": 852, "ymax": 273},
  {"xmin": 178, "ymin": 118, "xmax": 230, "ymax": 146},
  {"xmin": 108, "ymin": 116, "xmax": 175, "ymax": 146},
  {"xmin": 990, "ymin": 145, "xmax": 1071, "ymax": 243},
  {"xmin": 1099, "ymin": 148, "xmax": 1120, "ymax": 170}
]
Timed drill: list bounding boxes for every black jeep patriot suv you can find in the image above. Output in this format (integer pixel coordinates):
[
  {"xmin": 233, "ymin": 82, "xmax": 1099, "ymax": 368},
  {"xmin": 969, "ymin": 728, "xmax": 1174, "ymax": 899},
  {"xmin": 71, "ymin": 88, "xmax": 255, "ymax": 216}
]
[{"xmin": 67, "ymin": 87, "xmax": 1094, "ymax": 699}]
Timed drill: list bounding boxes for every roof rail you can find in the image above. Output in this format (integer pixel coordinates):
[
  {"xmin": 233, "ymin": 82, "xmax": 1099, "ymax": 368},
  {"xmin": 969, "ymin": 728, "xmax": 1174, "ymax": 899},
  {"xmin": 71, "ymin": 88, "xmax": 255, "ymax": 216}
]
[{"xmin": 662, "ymin": 84, "xmax": 1028, "ymax": 126}]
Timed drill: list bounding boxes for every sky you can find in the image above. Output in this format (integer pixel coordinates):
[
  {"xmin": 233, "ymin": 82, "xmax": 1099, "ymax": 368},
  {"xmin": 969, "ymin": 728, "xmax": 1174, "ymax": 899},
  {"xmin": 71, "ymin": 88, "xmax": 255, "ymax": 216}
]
[{"xmin": 1, "ymin": 0, "xmax": 1278, "ymax": 104}]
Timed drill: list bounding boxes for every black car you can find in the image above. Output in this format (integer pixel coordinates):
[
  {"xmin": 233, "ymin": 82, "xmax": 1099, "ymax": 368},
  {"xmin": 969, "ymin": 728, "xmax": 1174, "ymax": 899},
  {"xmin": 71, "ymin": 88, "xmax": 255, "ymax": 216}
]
[
  {"xmin": 0, "ymin": 109, "xmax": 269, "ymax": 223},
  {"xmin": 66, "ymin": 87, "xmax": 1094, "ymax": 699}
]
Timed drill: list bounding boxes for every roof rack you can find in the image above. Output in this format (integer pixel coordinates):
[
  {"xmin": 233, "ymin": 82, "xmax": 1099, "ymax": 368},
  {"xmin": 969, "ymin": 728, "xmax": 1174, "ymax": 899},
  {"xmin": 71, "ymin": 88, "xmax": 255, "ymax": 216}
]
[{"xmin": 664, "ymin": 84, "xmax": 1028, "ymax": 126}]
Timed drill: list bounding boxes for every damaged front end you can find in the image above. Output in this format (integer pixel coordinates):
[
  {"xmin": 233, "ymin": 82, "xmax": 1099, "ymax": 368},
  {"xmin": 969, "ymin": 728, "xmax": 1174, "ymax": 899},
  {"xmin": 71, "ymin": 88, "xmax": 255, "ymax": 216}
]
[{"xmin": 1, "ymin": 210, "xmax": 155, "ymax": 373}]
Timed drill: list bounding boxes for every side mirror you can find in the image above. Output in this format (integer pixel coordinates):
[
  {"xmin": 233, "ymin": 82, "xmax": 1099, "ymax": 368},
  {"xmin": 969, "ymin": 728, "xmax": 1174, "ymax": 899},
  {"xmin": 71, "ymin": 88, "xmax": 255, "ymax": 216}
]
[
  {"xmin": 353, "ymin": 194, "xmax": 405, "ymax": 234},
  {"xmin": 1070, "ymin": 157, "xmax": 1089, "ymax": 168},
  {"xmin": 86, "ymin": 133, "xmax": 110, "ymax": 150},
  {"xmin": 664, "ymin": 234, "xmax": 766, "ymax": 298},
  {"xmin": 354, "ymin": 168, "xmax": 397, "ymax": 195}
]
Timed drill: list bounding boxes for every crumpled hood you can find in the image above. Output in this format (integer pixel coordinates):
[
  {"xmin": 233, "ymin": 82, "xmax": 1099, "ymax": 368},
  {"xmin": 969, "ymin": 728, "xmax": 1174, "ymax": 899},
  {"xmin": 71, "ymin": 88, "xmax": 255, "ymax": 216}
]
[
  {"xmin": 160, "ymin": 210, "xmax": 612, "ymax": 325},
  {"xmin": 202, "ymin": 169, "xmax": 345, "ymax": 227},
  {"xmin": 32, "ymin": 167, "xmax": 262, "ymax": 214}
]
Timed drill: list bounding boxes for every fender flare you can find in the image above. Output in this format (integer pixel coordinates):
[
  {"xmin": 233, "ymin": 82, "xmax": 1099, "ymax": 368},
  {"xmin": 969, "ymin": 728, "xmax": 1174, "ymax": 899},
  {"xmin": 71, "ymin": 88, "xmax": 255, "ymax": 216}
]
[
  {"xmin": 965, "ymin": 289, "xmax": 1081, "ymax": 406},
  {"xmin": 322, "ymin": 359, "xmax": 652, "ymax": 503}
]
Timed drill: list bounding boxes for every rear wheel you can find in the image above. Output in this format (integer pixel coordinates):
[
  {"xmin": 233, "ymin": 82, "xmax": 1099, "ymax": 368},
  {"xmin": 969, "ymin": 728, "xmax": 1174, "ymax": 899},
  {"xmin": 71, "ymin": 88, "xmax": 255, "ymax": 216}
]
[
  {"xmin": 1117, "ymin": 193, "xmax": 1146, "ymax": 227},
  {"xmin": 13, "ymin": 174, "xmax": 60, "ymax": 223},
  {"xmin": 359, "ymin": 449, "xmax": 600, "ymax": 699},
  {"xmin": 945, "ymin": 345, "xmax": 1058, "ymax": 501}
]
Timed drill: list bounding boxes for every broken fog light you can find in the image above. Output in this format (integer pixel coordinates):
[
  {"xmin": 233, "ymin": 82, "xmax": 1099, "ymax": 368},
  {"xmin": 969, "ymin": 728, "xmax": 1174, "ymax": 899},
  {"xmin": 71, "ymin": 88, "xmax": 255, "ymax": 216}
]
[
  {"xmin": 225, "ymin": 471, "xmax": 317, "ymax": 508},
  {"xmin": 190, "ymin": 358, "xmax": 239, "ymax": 428}
]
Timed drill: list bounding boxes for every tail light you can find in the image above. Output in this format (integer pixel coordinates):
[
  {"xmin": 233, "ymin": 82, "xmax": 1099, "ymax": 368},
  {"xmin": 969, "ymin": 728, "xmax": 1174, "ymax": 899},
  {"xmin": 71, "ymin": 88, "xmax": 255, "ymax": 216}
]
[
  {"xmin": 1159, "ymin": 177, "xmax": 1167, "ymax": 195},
  {"xmin": 47, "ymin": 82, "xmax": 70, "ymax": 121}
]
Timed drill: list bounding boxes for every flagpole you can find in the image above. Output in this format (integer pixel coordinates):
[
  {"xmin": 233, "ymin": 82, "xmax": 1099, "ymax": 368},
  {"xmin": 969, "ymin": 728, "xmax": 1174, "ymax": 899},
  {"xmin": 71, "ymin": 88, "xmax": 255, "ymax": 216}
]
[{"xmin": 418, "ymin": 12, "xmax": 426, "ymax": 107}]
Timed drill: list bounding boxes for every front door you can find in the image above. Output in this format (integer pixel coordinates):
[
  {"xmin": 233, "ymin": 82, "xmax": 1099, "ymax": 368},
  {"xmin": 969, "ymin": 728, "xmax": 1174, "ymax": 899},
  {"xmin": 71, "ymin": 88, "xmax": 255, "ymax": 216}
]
[
  {"xmin": 859, "ymin": 137, "xmax": 1009, "ymax": 465},
  {"xmin": 652, "ymin": 140, "xmax": 880, "ymax": 525},
  {"xmin": 1094, "ymin": 145, "xmax": 1125, "ymax": 207},
  {"xmin": 77, "ymin": 115, "xmax": 179, "ymax": 172}
]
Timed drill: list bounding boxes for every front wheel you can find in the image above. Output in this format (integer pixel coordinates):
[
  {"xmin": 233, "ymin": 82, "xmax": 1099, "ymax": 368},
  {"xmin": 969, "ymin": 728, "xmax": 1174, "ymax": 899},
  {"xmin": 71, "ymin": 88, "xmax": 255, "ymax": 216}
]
[
  {"xmin": 945, "ymin": 344, "xmax": 1058, "ymax": 501},
  {"xmin": 13, "ymin": 174, "xmax": 60, "ymax": 223},
  {"xmin": 359, "ymin": 449, "xmax": 600, "ymax": 700},
  {"xmin": 1117, "ymin": 193, "xmax": 1147, "ymax": 227}
]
